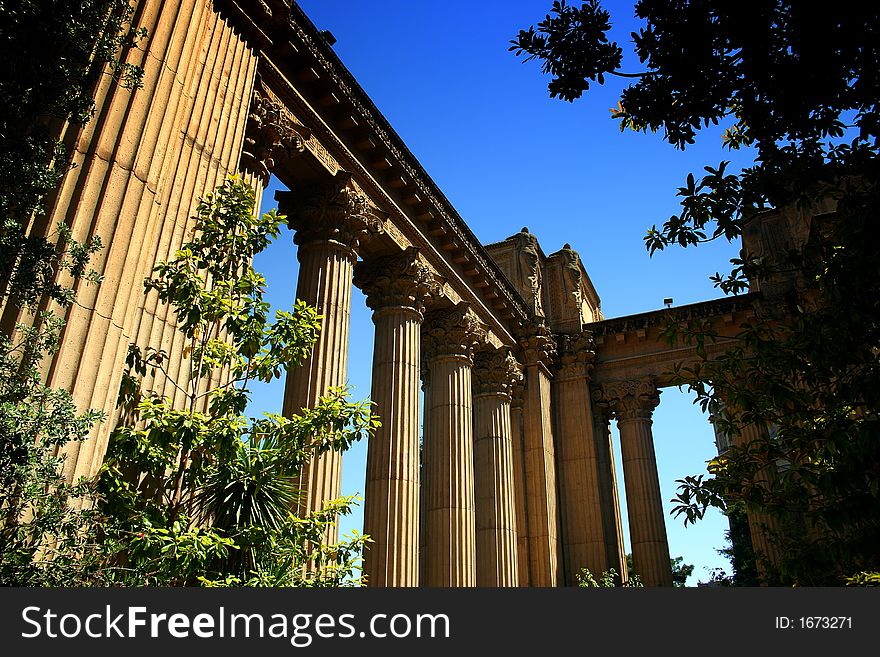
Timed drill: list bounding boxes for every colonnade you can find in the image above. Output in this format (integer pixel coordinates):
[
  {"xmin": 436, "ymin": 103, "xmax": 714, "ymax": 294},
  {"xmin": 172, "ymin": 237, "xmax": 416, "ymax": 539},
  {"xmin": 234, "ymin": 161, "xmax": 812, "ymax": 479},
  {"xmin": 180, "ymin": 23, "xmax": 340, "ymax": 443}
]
[{"xmin": 276, "ymin": 185, "xmax": 675, "ymax": 587}]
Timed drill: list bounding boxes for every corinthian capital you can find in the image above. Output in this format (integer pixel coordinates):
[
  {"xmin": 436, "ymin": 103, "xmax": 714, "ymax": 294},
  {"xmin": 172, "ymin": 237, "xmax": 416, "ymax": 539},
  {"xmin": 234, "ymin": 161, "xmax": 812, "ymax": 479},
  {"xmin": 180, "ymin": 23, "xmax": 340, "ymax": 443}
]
[
  {"xmin": 241, "ymin": 82, "xmax": 311, "ymax": 186},
  {"xmin": 354, "ymin": 247, "xmax": 443, "ymax": 315},
  {"xmin": 280, "ymin": 171, "xmax": 384, "ymax": 251},
  {"xmin": 472, "ymin": 348, "xmax": 523, "ymax": 398},
  {"xmin": 517, "ymin": 319, "xmax": 556, "ymax": 367},
  {"xmin": 422, "ymin": 302, "xmax": 488, "ymax": 362},
  {"xmin": 593, "ymin": 378, "xmax": 660, "ymax": 422},
  {"xmin": 554, "ymin": 330, "xmax": 595, "ymax": 380}
]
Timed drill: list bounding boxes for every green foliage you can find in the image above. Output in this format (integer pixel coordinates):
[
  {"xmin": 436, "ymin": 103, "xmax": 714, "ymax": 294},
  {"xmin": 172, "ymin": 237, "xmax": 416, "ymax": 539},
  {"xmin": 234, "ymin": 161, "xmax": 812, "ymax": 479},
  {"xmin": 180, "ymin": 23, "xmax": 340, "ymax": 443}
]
[
  {"xmin": 0, "ymin": 289, "xmax": 109, "ymax": 586},
  {"xmin": 577, "ymin": 567, "xmax": 643, "ymax": 588},
  {"xmin": 670, "ymin": 555, "xmax": 694, "ymax": 587},
  {"xmin": 99, "ymin": 177, "xmax": 378, "ymax": 586},
  {"xmin": 515, "ymin": 1, "xmax": 880, "ymax": 585},
  {"xmin": 710, "ymin": 503, "xmax": 760, "ymax": 587},
  {"xmin": 509, "ymin": 1, "xmax": 623, "ymax": 101}
]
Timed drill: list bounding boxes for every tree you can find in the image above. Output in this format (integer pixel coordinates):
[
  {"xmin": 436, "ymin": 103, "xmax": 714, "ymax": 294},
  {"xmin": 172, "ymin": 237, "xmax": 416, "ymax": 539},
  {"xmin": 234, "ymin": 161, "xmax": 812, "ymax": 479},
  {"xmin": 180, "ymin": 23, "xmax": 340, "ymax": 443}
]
[
  {"xmin": 703, "ymin": 502, "xmax": 760, "ymax": 587},
  {"xmin": 577, "ymin": 566, "xmax": 643, "ymax": 588},
  {"xmin": 98, "ymin": 177, "xmax": 378, "ymax": 586},
  {"xmin": 670, "ymin": 556, "xmax": 694, "ymax": 588},
  {"xmin": 512, "ymin": 1, "xmax": 880, "ymax": 585}
]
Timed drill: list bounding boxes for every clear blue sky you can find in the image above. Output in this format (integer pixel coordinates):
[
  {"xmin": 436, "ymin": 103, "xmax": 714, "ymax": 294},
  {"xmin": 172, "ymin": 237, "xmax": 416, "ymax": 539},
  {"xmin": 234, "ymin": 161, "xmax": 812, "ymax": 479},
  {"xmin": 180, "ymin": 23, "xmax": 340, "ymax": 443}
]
[{"xmin": 249, "ymin": 0, "xmax": 759, "ymax": 584}]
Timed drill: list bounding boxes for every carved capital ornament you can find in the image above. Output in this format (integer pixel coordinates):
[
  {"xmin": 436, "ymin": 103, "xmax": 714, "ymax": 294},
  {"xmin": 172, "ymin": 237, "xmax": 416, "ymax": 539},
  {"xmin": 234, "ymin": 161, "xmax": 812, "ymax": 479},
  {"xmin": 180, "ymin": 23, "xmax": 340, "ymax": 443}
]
[
  {"xmin": 517, "ymin": 319, "xmax": 556, "ymax": 367},
  {"xmin": 472, "ymin": 349, "xmax": 524, "ymax": 398},
  {"xmin": 593, "ymin": 378, "xmax": 660, "ymax": 422},
  {"xmin": 282, "ymin": 171, "xmax": 384, "ymax": 251},
  {"xmin": 554, "ymin": 330, "xmax": 595, "ymax": 380},
  {"xmin": 354, "ymin": 247, "xmax": 443, "ymax": 316},
  {"xmin": 422, "ymin": 303, "xmax": 488, "ymax": 363},
  {"xmin": 241, "ymin": 81, "xmax": 312, "ymax": 185}
]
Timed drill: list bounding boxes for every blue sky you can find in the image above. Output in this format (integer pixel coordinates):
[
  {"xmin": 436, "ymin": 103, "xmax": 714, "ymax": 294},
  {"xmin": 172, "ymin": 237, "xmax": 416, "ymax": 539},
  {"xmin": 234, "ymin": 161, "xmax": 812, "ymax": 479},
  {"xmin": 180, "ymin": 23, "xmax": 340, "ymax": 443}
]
[{"xmin": 249, "ymin": 1, "xmax": 760, "ymax": 584}]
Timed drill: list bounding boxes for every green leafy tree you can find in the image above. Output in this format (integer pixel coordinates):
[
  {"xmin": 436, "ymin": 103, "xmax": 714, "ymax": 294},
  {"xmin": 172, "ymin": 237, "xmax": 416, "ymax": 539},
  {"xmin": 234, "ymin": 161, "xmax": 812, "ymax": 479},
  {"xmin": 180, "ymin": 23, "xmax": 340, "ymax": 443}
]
[
  {"xmin": 576, "ymin": 567, "xmax": 643, "ymax": 588},
  {"xmin": 99, "ymin": 177, "xmax": 378, "ymax": 586},
  {"xmin": 670, "ymin": 556, "xmax": 694, "ymax": 588},
  {"xmin": 512, "ymin": 1, "xmax": 880, "ymax": 585}
]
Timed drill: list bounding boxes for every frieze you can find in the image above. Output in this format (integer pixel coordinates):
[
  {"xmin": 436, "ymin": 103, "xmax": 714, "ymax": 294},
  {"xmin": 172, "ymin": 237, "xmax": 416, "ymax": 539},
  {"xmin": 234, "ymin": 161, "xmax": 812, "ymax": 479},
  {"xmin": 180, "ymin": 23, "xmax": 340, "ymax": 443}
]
[
  {"xmin": 588, "ymin": 293, "xmax": 761, "ymax": 338},
  {"xmin": 282, "ymin": 7, "xmax": 529, "ymax": 322}
]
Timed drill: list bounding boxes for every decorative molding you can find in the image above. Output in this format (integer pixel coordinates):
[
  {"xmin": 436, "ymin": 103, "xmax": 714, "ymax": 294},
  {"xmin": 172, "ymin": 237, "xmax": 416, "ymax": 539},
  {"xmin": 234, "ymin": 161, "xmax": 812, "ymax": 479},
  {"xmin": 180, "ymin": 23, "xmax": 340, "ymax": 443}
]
[
  {"xmin": 279, "ymin": 5, "xmax": 530, "ymax": 322},
  {"xmin": 588, "ymin": 294, "xmax": 760, "ymax": 338},
  {"xmin": 422, "ymin": 302, "xmax": 488, "ymax": 362},
  {"xmin": 279, "ymin": 170, "xmax": 384, "ymax": 251},
  {"xmin": 554, "ymin": 330, "xmax": 595, "ymax": 381},
  {"xmin": 354, "ymin": 247, "xmax": 443, "ymax": 316},
  {"xmin": 517, "ymin": 319, "xmax": 556, "ymax": 367},
  {"xmin": 240, "ymin": 79, "xmax": 312, "ymax": 186},
  {"xmin": 593, "ymin": 378, "xmax": 660, "ymax": 422},
  {"xmin": 472, "ymin": 348, "xmax": 523, "ymax": 398}
]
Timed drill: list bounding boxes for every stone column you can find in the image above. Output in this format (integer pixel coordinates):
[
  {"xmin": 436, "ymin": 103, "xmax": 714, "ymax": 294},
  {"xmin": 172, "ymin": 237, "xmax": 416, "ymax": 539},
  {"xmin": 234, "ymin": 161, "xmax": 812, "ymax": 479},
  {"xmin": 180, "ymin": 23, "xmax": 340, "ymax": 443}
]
[
  {"xmin": 7, "ymin": 0, "xmax": 261, "ymax": 483},
  {"xmin": 277, "ymin": 172, "xmax": 383, "ymax": 536},
  {"xmin": 518, "ymin": 320, "xmax": 561, "ymax": 587},
  {"xmin": 509, "ymin": 381, "xmax": 530, "ymax": 586},
  {"xmin": 418, "ymin": 365, "xmax": 429, "ymax": 586},
  {"xmin": 599, "ymin": 379, "xmax": 673, "ymax": 587},
  {"xmin": 473, "ymin": 349, "xmax": 523, "ymax": 587},
  {"xmin": 353, "ymin": 247, "xmax": 439, "ymax": 587},
  {"xmin": 422, "ymin": 303, "xmax": 486, "ymax": 586},
  {"xmin": 591, "ymin": 403, "xmax": 628, "ymax": 579},
  {"xmin": 735, "ymin": 422, "xmax": 782, "ymax": 579},
  {"xmin": 553, "ymin": 331, "xmax": 608, "ymax": 585}
]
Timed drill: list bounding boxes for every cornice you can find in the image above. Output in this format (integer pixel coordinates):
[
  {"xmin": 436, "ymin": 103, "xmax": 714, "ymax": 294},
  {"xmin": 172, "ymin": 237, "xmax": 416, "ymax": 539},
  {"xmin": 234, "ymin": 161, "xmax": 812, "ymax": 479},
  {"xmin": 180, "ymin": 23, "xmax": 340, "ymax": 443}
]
[{"xmin": 217, "ymin": 0, "xmax": 530, "ymax": 330}]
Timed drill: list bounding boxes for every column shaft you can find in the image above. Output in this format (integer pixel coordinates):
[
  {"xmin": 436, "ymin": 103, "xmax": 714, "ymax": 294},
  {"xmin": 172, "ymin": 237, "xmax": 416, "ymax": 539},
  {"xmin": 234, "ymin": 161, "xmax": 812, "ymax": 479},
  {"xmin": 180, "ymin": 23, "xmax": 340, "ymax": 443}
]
[
  {"xmin": 282, "ymin": 239, "xmax": 355, "ymax": 527},
  {"xmin": 424, "ymin": 354, "xmax": 476, "ymax": 586},
  {"xmin": 522, "ymin": 363, "xmax": 560, "ymax": 586},
  {"xmin": 554, "ymin": 374, "xmax": 607, "ymax": 584},
  {"xmin": 474, "ymin": 393, "xmax": 518, "ymax": 586},
  {"xmin": 618, "ymin": 416, "xmax": 673, "ymax": 587},
  {"xmin": 363, "ymin": 306, "xmax": 421, "ymax": 586},
  {"xmin": 11, "ymin": 0, "xmax": 259, "ymax": 483},
  {"xmin": 736, "ymin": 423, "xmax": 782, "ymax": 577},
  {"xmin": 510, "ymin": 394, "xmax": 530, "ymax": 586},
  {"xmin": 593, "ymin": 408, "xmax": 627, "ymax": 579}
]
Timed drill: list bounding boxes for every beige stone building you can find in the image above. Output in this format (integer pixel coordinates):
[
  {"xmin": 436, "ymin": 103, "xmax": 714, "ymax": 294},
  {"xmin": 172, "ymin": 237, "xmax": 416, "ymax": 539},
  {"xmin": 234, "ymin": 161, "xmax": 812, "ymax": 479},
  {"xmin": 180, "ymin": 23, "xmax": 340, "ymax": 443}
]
[{"xmin": 5, "ymin": 0, "xmax": 779, "ymax": 586}]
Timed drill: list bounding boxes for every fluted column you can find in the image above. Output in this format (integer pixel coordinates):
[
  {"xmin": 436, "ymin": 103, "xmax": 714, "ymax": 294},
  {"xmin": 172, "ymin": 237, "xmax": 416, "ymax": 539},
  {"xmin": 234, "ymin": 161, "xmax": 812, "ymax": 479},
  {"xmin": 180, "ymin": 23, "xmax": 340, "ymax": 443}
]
[
  {"xmin": 553, "ymin": 331, "xmax": 608, "ymax": 585},
  {"xmin": 518, "ymin": 320, "xmax": 560, "ymax": 587},
  {"xmin": 277, "ymin": 172, "xmax": 383, "ymax": 535},
  {"xmin": 473, "ymin": 349, "xmax": 523, "ymax": 587},
  {"xmin": 11, "ymin": 0, "xmax": 260, "ymax": 483},
  {"xmin": 353, "ymin": 247, "xmax": 440, "ymax": 587},
  {"xmin": 418, "ymin": 364, "xmax": 429, "ymax": 586},
  {"xmin": 510, "ymin": 381, "xmax": 530, "ymax": 586},
  {"xmin": 422, "ymin": 303, "xmax": 486, "ymax": 586},
  {"xmin": 735, "ymin": 422, "xmax": 782, "ymax": 578},
  {"xmin": 591, "ymin": 403, "xmax": 628, "ymax": 579},
  {"xmin": 598, "ymin": 379, "xmax": 673, "ymax": 587}
]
